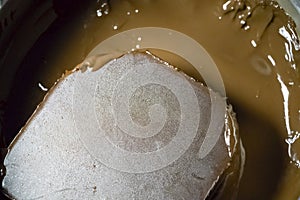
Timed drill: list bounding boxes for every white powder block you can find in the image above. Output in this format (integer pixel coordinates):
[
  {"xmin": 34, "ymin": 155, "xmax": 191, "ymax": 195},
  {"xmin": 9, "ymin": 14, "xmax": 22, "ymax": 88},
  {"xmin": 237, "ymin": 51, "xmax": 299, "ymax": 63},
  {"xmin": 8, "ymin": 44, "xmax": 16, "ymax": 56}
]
[{"xmin": 2, "ymin": 53, "xmax": 242, "ymax": 200}]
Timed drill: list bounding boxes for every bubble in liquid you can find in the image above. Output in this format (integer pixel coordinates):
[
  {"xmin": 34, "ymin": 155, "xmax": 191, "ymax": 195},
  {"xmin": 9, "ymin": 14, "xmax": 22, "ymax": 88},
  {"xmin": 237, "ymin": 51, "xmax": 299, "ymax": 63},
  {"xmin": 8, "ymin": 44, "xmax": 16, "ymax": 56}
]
[
  {"xmin": 96, "ymin": 1, "xmax": 110, "ymax": 17},
  {"xmin": 113, "ymin": 25, "xmax": 118, "ymax": 30}
]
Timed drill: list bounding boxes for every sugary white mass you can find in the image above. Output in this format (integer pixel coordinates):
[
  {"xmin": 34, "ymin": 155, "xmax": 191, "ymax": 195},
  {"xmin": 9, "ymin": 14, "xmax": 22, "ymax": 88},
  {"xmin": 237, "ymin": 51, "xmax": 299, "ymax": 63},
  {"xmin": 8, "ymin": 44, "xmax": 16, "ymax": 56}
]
[{"xmin": 3, "ymin": 53, "xmax": 242, "ymax": 200}]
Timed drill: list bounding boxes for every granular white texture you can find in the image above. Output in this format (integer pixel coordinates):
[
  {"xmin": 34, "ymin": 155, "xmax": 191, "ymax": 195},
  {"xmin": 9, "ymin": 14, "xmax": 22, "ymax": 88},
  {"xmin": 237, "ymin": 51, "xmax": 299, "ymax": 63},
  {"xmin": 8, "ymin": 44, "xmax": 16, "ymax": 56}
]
[{"xmin": 3, "ymin": 53, "xmax": 235, "ymax": 200}]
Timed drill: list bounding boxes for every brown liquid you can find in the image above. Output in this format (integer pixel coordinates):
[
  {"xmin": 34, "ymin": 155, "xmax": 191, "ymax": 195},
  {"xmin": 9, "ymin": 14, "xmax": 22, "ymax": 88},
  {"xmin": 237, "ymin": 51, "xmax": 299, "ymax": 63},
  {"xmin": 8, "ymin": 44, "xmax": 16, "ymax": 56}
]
[{"xmin": 1, "ymin": 0, "xmax": 300, "ymax": 199}]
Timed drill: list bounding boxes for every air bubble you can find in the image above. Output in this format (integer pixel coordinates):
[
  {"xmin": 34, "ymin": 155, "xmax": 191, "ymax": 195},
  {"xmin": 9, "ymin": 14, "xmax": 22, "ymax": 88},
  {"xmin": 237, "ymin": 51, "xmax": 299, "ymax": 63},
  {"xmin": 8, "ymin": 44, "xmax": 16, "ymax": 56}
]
[
  {"xmin": 96, "ymin": 2, "xmax": 110, "ymax": 18},
  {"xmin": 96, "ymin": 10, "xmax": 103, "ymax": 17},
  {"xmin": 113, "ymin": 25, "xmax": 118, "ymax": 30},
  {"xmin": 244, "ymin": 25, "xmax": 250, "ymax": 30}
]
